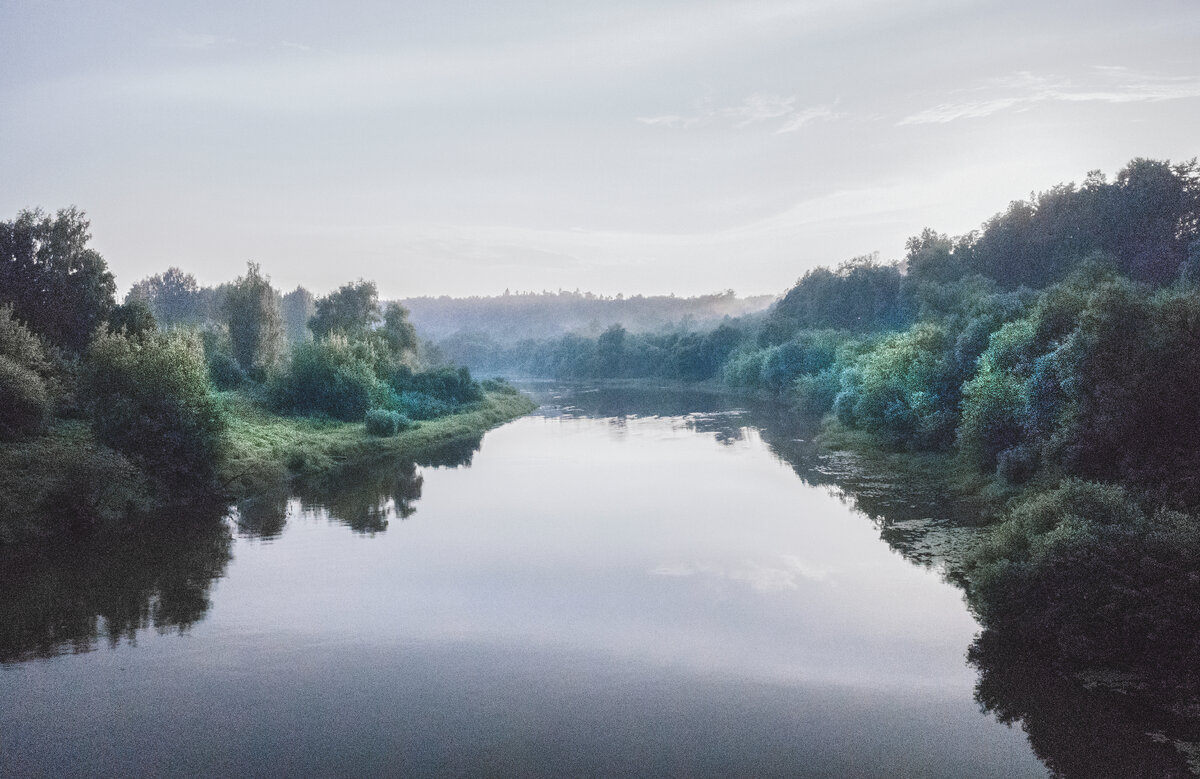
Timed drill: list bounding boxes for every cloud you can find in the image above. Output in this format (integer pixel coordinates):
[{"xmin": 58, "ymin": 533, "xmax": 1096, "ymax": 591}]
[
  {"xmin": 726, "ymin": 93, "xmax": 797, "ymax": 127},
  {"xmin": 900, "ymin": 67, "xmax": 1200, "ymax": 125},
  {"xmin": 652, "ymin": 555, "xmax": 833, "ymax": 593},
  {"xmin": 279, "ymin": 41, "xmax": 316, "ymax": 53},
  {"xmin": 776, "ymin": 105, "xmax": 842, "ymax": 134},
  {"xmin": 636, "ymin": 114, "xmax": 705, "ymax": 128},
  {"xmin": 150, "ymin": 32, "xmax": 235, "ymax": 50},
  {"xmin": 639, "ymin": 95, "xmax": 840, "ymax": 133}
]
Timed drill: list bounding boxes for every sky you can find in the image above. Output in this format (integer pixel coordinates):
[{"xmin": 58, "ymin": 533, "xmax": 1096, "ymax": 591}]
[{"xmin": 2, "ymin": 0, "xmax": 1199, "ymax": 298}]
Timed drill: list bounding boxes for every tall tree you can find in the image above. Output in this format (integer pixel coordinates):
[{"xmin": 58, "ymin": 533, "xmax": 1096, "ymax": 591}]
[
  {"xmin": 125, "ymin": 267, "xmax": 202, "ymax": 327},
  {"xmin": 0, "ymin": 207, "xmax": 116, "ymax": 352},
  {"xmin": 309, "ymin": 280, "xmax": 379, "ymax": 339},
  {"xmin": 281, "ymin": 286, "xmax": 316, "ymax": 344},
  {"xmin": 223, "ymin": 262, "xmax": 284, "ymax": 376},
  {"xmin": 381, "ymin": 302, "xmax": 418, "ymax": 356}
]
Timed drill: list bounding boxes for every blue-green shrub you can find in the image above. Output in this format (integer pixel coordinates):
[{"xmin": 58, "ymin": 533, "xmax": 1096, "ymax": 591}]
[{"xmin": 365, "ymin": 408, "xmax": 411, "ymax": 437}]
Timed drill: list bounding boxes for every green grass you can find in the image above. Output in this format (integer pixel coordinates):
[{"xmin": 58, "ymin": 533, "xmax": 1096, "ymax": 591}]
[
  {"xmin": 0, "ymin": 389, "xmax": 536, "ymax": 544},
  {"xmin": 219, "ymin": 389, "xmax": 537, "ymax": 496}
]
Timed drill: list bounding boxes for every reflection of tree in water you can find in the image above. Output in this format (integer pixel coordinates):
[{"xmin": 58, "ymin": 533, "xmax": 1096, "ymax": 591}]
[
  {"xmin": 232, "ymin": 434, "xmax": 482, "ymax": 539},
  {"xmin": 415, "ymin": 433, "xmax": 481, "ymax": 469},
  {"xmin": 296, "ymin": 460, "xmax": 425, "ymax": 535},
  {"xmin": 743, "ymin": 401, "xmax": 1200, "ymax": 776},
  {"xmin": 968, "ymin": 631, "xmax": 1199, "ymax": 778},
  {"xmin": 547, "ymin": 384, "xmax": 1200, "ymax": 777},
  {"xmin": 2, "ymin": 431, "xmax": 482, "ymax": 662},
  {"xmin": 0, "ymin": 513, "xmax": 232, "ymax": 663}
]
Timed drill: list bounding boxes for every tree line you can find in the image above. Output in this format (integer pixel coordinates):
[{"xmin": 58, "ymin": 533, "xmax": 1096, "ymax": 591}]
[{"xmin": 0, "ymin": 210, "xmax": 496, "ymax": 541}]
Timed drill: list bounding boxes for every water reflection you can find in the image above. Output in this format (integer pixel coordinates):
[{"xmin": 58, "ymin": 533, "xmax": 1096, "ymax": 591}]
[
  {"xmin": 231, "ymin": 434, "xmax": 484, "ymax": 540},
  {"xmin": 1, "ymin": 441, "xmax": 483, "ymax": 664},
  {"xmin": 0, "ymin": 514, "xmax": 232, "ymax": 663},
  {"xmin": 3, "ymin": 384, "xmax": 1193, "ymax": 775},
  {"xmin": 532, "ymin": 384, "xmax": 1200, "ymax": 776},
  {"xmin": 970, "ymin": 631, "xmax": 1199, "ymax": 778}
]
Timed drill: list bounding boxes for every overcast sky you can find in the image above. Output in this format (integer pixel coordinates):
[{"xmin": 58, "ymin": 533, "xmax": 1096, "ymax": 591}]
[{"xmin": 2, "ymin": 0, "xmax": 1198, "ymax": 298}]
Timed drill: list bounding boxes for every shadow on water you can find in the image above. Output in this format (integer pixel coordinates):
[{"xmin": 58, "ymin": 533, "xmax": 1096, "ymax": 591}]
[{"xmin": 0, "ymin": 509, "xmax": 232, "ymax": 664}]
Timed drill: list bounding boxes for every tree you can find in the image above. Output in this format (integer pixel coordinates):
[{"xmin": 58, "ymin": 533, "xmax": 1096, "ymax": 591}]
[
  {"xmin": 83, "ymin": 329, "xmax": 227, "ymax": 497},
  {"xmin": 281, "ymin": 286, "xmax": 316, "ymax": 344},
  {"xmin": 107, "ymin": 298, "xmax": 157, "ymax": 337},
  {"xmin": 125, "ymin": 267, "xmax": 202, "ymax": 327},
  {"xmin": 0, "ymin": 207, "xmax": 116, "ymax": 352},
  {"xmin": 380, "ymin": 302, "xmax": 418, "ymax": 356},
  {"xmin": 309, "ymin": 280, "xmax": 380, "ymax": 339},
  {"xmin": 223, "ymin": 262, "xmax": 284, "ymax": 377},
  {"xmin": 0, "ymin": 306, "xmax": 54, "ymax": 439}
]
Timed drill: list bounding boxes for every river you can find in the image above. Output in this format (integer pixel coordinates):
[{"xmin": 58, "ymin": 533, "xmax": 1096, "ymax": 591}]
[{"xmin": 0, "ymin": 384, "xmax": 1071, "ymax": 776}]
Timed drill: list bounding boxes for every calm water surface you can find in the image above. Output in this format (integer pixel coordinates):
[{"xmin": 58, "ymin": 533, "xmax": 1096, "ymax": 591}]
[{"xmin": 1, "ymin": 386, "xmax": 1046, "ymax": 777}]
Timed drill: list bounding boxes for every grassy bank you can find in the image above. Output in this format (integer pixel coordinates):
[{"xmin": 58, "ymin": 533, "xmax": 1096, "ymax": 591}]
[
  {"xmin": 219, "ymin": 389, "xmax": 537, "ymax": 496},
  {"xmin": 0, "ymin": 389, "xmax": 536, "ymax": 545}
]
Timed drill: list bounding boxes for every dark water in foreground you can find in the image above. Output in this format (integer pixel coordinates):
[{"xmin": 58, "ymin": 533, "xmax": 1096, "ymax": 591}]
[{"xmin": 2, "ymin": 386, "xmax": 1055, "ymax": 776}]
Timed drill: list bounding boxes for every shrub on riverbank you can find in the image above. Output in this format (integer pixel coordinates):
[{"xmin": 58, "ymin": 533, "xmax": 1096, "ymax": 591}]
[
  {"xmin": 966, "ymin": 479, "xmax": 1200, "ymax": 706},
  {"xmin": 365, "ymin": 408, "xmax": 411, "ymax": 437},
  {"xmin": 83, "ymin": 329, "xmax": 226, "ymax": 498}
]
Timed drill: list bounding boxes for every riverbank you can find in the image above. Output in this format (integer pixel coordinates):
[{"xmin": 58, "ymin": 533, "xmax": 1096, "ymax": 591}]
[
  {"xmin": 219, "ymin": 388, "xmax": 537, "ymax": 496},
  {"xmin": 0, "ymin": 389, "xmax": 537, "ymax": 545}
]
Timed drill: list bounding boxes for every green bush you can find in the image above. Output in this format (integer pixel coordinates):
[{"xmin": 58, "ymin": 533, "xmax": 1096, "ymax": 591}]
[
  {"xmin": 269, "ymin": 336, "xmax": 388, "ymax": 420},
  {"xmin": 83, "ymin": 330, "xmax": 226, "ymax": 497},
  {"xmin": 365, "ymin": 408, "xmax": 411, "ymax": 437},
  {"xmin": 967, "ymin": 480, "xmax": 1200, "ymax": 681},
  {"xmin": 394, "ymin": 391, "xmax": 453, "ymax": 421},
  {"xmin": 721, "ymin": 348, "xmax": 767, "ymax": 388},
  {"xmin": 0, "ymin": 355, "xmax": 50, "ymax": 439},
  {"xmin": 481, "ymin": 377, "xmax": 519, "ymax": 395},
  {"xmin": 389, "ymin": 365, "xmax": 483, "ymax": 405},
  {"xmin": 792, "ymin": 367, "xmax": 841, "ymax": 415},
  {"xmin": 0, "ymin": 308, "xmax": 55, "ymax": 439}
]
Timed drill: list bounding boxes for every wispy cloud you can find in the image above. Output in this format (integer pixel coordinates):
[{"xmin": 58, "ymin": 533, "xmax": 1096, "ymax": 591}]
[
  {"xmin": 900, "ymin": 68, "xmax": 1200, "ymax": 125},
  {"xmin": 636, "ymin": 114, "xmax": 706, "ymax": 128},
  {"xmin": 279, "ymin": 41, "xmax": 316, "ymax": 54},
  {"xmin": 726, "ymin": 93, "xmax": 797, "ymax": 127},
  {"xmin": 639, "ymin": 94, "xmax": 840, "ymax": 133},
  {"xmin": 776, "ymin": 105, "xmax": 842, "ymax": 134},
  {"xmin": 150, "ymin": 32, "xmax": 235, "ymax": 50},
  {"xmin": 652, "ymin": 555, "xmax": 833, "ymax": 593}
]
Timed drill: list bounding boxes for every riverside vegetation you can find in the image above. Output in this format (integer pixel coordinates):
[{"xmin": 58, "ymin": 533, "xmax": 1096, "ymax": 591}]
[
  {"xmin": 431, "ymin": 157, "xmax": 1200, "ymax": 746},
  {"xmin": 0, "ymin": 211, "xmax": 534, "ymax": 543},
  {"xmin": 5, "ymin": 157, "xmax": 1200, "ymax": 771}
]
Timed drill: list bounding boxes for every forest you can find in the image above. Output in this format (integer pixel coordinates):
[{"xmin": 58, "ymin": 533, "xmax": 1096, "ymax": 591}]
[
  {"xmin": 0, "ymin": 215, "xmax": 531, "ymax": 543},
  {"xmin": 427, "ymin": 157, "xmax": 1200, "ymax": 725}
]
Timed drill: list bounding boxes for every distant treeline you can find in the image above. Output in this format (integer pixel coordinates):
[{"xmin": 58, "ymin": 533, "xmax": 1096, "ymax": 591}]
[
  {"xmin": 402, "ymin": 288, "xmax": 774, "ymax": 343},
  {"xmin": 443, "ymin": 157, "xmax": 1200, "ymax": 723}
]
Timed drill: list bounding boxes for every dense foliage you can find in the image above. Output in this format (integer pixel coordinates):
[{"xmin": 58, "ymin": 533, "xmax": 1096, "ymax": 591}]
[
  {"xmin": 0, "ymin": 307, "xmax": 58, "ymax": 440},
  {"xmin": 0, "ymin": 208, "xmax": 116, "ymax": 352},
  {"xmin": 83, "ymin": 330, "xmax": 227, "ymax": 499},
  {"xmin": 223, "ymin": 262, "xmax": 285, "ymax": 379}
]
